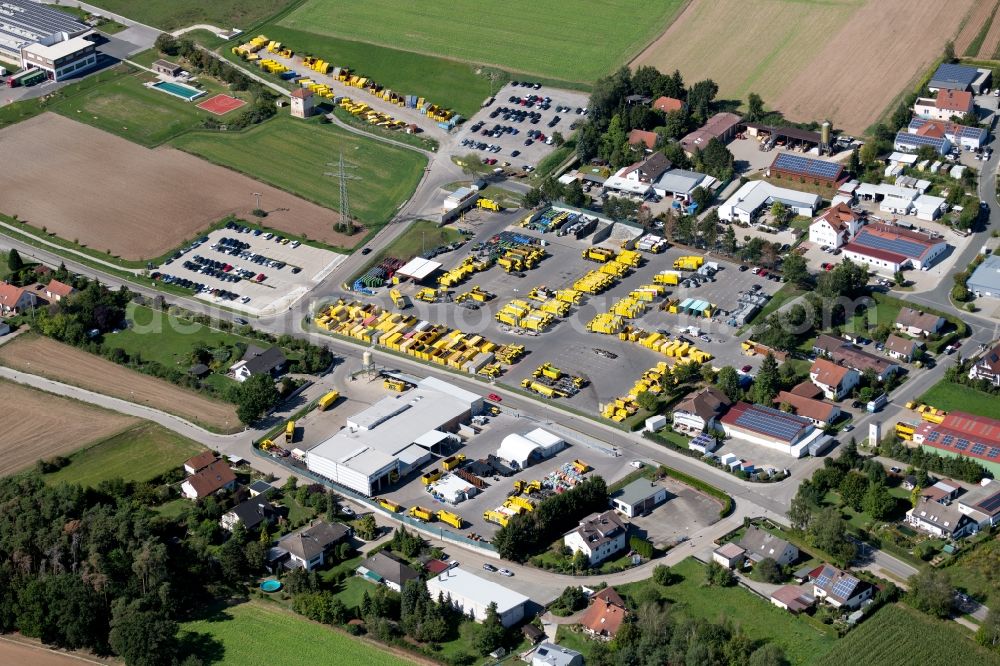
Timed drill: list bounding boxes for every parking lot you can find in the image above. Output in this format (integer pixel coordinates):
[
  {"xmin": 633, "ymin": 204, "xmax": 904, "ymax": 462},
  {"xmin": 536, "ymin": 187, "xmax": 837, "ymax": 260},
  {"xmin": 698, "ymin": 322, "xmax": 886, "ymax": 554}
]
[
  {"xmin": 450, "ymin": 81, "xmax": 590, "ymax": 169},
  {"xmin": 629, "ymin": 476, "xmax": 724, "ymax": 549},
  {"xmin": 154, "ymin": 223, "xmax": 347, "ymax": 315},
  {"xmin": 369, "ymin": 217, "xmax": 783, "ymax": 412}
]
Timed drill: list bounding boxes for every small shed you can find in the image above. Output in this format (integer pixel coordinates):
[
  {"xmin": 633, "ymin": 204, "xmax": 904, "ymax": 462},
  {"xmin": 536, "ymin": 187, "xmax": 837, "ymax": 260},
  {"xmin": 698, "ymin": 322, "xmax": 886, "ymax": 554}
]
[{"xmin": 152, "ymin": 59, "xmax": 183, "ymax": 77}]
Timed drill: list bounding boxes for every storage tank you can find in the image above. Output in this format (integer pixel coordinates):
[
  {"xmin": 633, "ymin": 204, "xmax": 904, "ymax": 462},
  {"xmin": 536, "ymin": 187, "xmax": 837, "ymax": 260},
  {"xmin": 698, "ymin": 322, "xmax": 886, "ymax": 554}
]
[
  {"xmin": 820, "ymin": 120, "xmax": 831, "ymax": 146},
  {"xmin": 362, "ymin": 350, "xmax": 373, "ymax": 370}
]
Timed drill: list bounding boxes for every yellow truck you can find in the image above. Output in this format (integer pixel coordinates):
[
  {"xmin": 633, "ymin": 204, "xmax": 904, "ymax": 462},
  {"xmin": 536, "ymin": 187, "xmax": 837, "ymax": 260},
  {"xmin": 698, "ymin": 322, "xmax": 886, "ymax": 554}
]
[
  {"xmin": 317, "ymin": 390, "xmax": 340, "ymax": 411},
  {"xmin": 377, "ymin": 498, "xmax": 403, "ymax": 512},
  {"xmin": 483, "ymin": 510, "xmax": 509, "ymax": 527},
  {"xmin": 409, "ymin": 506, "xmax": 434, "ymax": 522},
  {"xmin": 389, "ymin": 288, "xmax": 410, "ymax": 309},
  {"xmin": 436, "ymin": 510, "xmax": 463, "ymax": 528},
  {"xmin": 533, "ymin": 363, "xmax": 562, "ymax": 381},
  {"xmin": 442, "ymin": 454, "xmax": 466, "ymax": 471},
  {"xmin": 582, "ymin": 247, "xmax": 616, "ymax": 263},
  {"xmin": 284, "ymin": 420, "xmax": 295, "ymax": 443}
]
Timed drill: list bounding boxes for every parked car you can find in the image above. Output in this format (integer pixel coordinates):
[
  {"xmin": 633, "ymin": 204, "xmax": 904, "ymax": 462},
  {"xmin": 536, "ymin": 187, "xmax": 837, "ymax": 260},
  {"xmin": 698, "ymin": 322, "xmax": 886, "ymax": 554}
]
[
  {"xmin": 499, "ymin": 568, "xmax": 514, "ymax": 577},
  {"xmin": 483, "ymin": 563, "xmax": 497, "ymax": 572}
]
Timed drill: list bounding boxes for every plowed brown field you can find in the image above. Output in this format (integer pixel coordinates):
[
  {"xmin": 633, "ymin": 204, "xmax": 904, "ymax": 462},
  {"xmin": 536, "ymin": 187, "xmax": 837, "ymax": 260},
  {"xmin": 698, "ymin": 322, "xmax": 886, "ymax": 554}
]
[
  {"xmin": 0, "ymin": 380, "xmax": 138, "ymax": 476},
  {"xmin": 0, "ymin": 113, "xmax": 356, "ymax": 260},
  {"xmin": 632, "ymin": 0, "xmax": 975, "ymax": 134},
  {"xmin": 0, "ymin": 335, "xmax": 238, "ymax": 432}
]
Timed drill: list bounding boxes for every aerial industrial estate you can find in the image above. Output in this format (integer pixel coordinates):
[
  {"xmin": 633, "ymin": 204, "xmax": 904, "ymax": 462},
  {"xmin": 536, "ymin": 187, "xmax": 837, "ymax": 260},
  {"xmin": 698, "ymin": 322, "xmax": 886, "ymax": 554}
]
[{"xmin": 2, "ymin": 1, "xmax": 1000, "ymax": 665}]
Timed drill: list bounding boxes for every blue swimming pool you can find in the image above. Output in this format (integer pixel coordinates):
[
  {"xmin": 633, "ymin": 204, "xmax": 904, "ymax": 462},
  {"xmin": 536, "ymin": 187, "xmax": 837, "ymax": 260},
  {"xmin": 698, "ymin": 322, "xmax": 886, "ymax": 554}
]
[
  {"xmin": 152, "ymin": 80, "xmax": 204, "ymax": 101},
  {"xmin": 260, "ymin": 579, "xmax": 282, "ymax": 593}
]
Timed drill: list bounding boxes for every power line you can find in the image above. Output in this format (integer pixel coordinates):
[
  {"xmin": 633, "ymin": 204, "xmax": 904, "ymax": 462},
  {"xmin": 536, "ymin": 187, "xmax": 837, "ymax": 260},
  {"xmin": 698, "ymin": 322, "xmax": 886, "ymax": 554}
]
[{"xmin": 324, "ymin": 152, "xmax": 361, "ymax": 234}]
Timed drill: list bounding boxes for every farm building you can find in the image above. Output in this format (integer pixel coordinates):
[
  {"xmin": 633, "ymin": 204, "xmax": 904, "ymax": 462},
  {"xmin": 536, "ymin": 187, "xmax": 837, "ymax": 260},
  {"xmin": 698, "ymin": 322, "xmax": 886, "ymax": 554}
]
[
  {"xmin": 0, "ymin": 0, "xmax": 89, "ymax": 65},
  {"xmin": 767, "ymin": 153, "xmax": 843, "ymax": 188},
  {"xmin": 496, "ymin": 428, "xmax": 565, "ymax": 470},
  {"xmin": 652, "ymin": 168, "xmax": 714, "ymax": 201},
  {"xmin": 426, "ymin": 567, "xmax": 529, "ymax": 627},
  {"xmin": 717, "ymin": 180, "xmax": 821, "ymax": 223},
  {"xmin": 610, "ymin": 478, "xmax": 667, "ymax": 518},
  {"xmin": 928, "ymin": 62, "xmax": 990, "ymax": 93},
  {"xmin": 306, "ymin": 378, "xmax": 478, "ymax": 496},
  {"xmin": 912, "ymin": 89, "xmax": 974, "ymax": 122},
  {"xmin": 679, "ymin": 112, "xmax": 741, "ymax": 156},
  {"xmin": 808, "ymin": 203, "xmax": 862, "ymax": 249},
  {"xmin": 744, "ymin": 123, "xmax": 827, "ymax": 152},
  {"xmin": 905, "ymin": 118, "xmax": 986, "ymax": 150},
  {"xmin": 969, "ymin": 255, "xmax": 1000, "ymax": 299},
  {"xmin": 843, "ymin": 223, "xmax": 948, "ymax": 274},
  {"xmin": 563, "ymin": 510, "xmax": 628, "ymax": 565},
  {"xmin": 913, "ymin": 412, "xmax": 1000, "ymax": 478},
  {"xmin": 719, "ymin": 402, "xmax": 822, "ymax": 457}
]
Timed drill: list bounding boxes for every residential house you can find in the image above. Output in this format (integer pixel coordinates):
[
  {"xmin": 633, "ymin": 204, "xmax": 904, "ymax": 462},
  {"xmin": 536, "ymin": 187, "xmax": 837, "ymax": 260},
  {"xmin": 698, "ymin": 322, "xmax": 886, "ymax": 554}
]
[
  {"xmin": 43, "ymin": 279, "xmax": 74, "ymax": 302},
  {"xmin": 968, "ymin": 343, "xmax": 1000, "ymax": 387},
  {"xmin": 884, "ymin": 334, "xmax": 923, "ymax": 362},
  {"xmin": 808, "ymin": 203, "xmax": 863, "ymax": 249},
  {"xmin": 770, "ymin": 585, "xmax": 814, "ymax": 614},
  {"xmin": 912, "ymin": 89, "xmax": 974, "ymax": 122},
  {"xmin": 0, "ymin": 282, "xmax": 37, "ymax": 315},
  {"xmin": 184, "ymin": 450, "xmax": 218, "ymax": 475},
  {"xmin": 532, "ymin": 643, "xmax": 584, "ymax": 666},
  {"xmin": 356, "ymin": 551, "xmax": 420, "ymax": 592},
  {"xmin": 563, "ymin": 510, "xmax": 628, "ymax": 565},
  {"xmin": 627, "ymin": 128, "xmax": 658, "ymax": 152},
  {"xmin": 812, "ymin": 334, "xmax": 846, "ymax": 357},
  {"xmin": 277, "ymin": 521, "xmax": 351, "ymax": 571},
  {"xmin": 652, "ymin": 96, "xmax": 684, "ymax": 114},
  {"xmin": 809, "ymin": 358, "xmax": 860, "ymax": 400},
  {"xmin": 712, "ymin": 542, "xmax": 747, "ymax": 569},
  {"xmin": 578, "ymin": 587, "xmax": 628, "ymax": 640},
  {"xmin": 671, "ymin": 386, "xmax": 731, "ymax": 434},
  {"xmin": 220, "ymin": 498, "xmax": 278, "ymax": 532},
  {"xmin": 738, "ymin": 525, "xmax": 799, "ymax": 566},
  {"xmin": 832, "ymin": 346, "xmax": 900, "ymax": 381},
  {"xmin": 229, "ymin": 344, "xmax": 287, "ymax": 383},
  {"xmin": 774, "ymin": 391, "xmax": 841, "ymax": 428},
  {"xmin": 895, "ymin": 307, "xmax": 945, "ymax": 338},
  {"xmin": 958, "ymin": 485, "xmax": 1000, "ymax": 528},
  {"xmin": 906, "ymin": 497, "xmax": 978, "ymax": 539},
  {"xmin": 812, "ymin": 564, "xmax": 874, "ymax": 609},
  {"xmin": 180, "ymin": 460, "xmax": 236, "ymax": 500}
]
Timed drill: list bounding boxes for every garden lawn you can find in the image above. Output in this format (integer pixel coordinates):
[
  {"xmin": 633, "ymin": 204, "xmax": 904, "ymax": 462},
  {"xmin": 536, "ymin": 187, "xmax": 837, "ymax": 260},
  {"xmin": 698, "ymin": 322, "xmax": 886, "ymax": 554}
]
[
  {"xmin": 45, "ymin": 423, "xmax": 204, "ymax": 487},
  {"xmin": 178, "ymin": 600, "xmax": 413, "ymax": 666},
  {"xmin": 79, "ymin": 0, "xmax": 297, "ymax": 31},
  {"xmin": 48, "ymin": 65, "xmax": 226, "ymax": 147},
  {"xmin": 352, "ymin": 219, "xmax": 463, "ymax": 281},
  {"xmin": 239, "ymin": 25, "xmax": 494, "ymax": 118},
  {"xmin": 919, "ymin": 380, "xmax": 999, "ymax": 419},
  {"xmin": 617, "ymin": 558, "xmax": 836, "ymax": 665},
  {"xmin": 847, "ymin": 295, "xmax": 903, "ymax": 335},
  {"xmin": 108, "ymin": 304, "xmax": 256, "ymax": 375},
  {"xmin": 276, "ymin": 0, "xmax": 686, "ymax": 84},
  {"xmin": 171, "ymin": 117, "xmax": 426, "ymax": 227},
  {"xmin": 815, "ymin": 603, "xmax": 1000, "ymax": 666}
]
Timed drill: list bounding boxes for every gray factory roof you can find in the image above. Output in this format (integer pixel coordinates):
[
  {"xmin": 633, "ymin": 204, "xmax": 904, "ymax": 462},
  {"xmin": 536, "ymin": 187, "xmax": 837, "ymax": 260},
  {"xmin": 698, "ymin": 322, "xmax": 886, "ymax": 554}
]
[
  {"xmin": 0, "ymin": 0, "xmax": 87, "ymax": 54},
  {"xmin": 969, "ymin": 255, "xmax": 1000, "ymax": 295}
]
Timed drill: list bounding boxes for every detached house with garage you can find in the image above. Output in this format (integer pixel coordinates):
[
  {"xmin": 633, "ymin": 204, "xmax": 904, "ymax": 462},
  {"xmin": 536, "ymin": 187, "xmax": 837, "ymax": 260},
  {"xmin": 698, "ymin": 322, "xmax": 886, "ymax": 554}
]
[
  {"xmin": 884, "ymin": 334, "xmax": 923, "ymax": 362},
  {"xmin": 812, "ymin": 564, "xmax": 874, "ymax": 609},
  {"xmin": 563, "ymin": 510, "xmax": 627, "ymax": 565},
  {"xmin": 181, "ymin": 459, "xmax": 236, "ymax": 500},
  {"xmin": 0, "ymin": 282, "xmax": 37, "ymax": 315},
  {"xmin": 738, "ymin": 525, "xmax": 799, "ymax": 566},
  {"xmin": 229, "ymin": 345, "xmax": 287, "ymax": 383},
  {"xmin": 912, "ymin": 89, "xmax": 975, "ymax": 122},
  {"xmin": 895, "ymin": 307, "xmax": 945, "ymax": 338},
  {"xmin": 578, "ymin": 587, "xmax": 628, "ymax": 640}
]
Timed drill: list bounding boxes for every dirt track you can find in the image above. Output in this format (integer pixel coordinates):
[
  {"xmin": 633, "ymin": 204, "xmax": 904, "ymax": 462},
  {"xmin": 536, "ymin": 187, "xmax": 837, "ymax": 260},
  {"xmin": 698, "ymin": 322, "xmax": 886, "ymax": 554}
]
[
  {"xmin": 0, "ymin": 113, "xmax": 356, "ymax": 260},
  {"xmin": 631, "ymin": 0, "xmax": 974, "ymax": 134},
  {"xmin": 0, "ymin": 379, "xmax": 138, "ymax": 476},
  {"xmin": 0, "ymin": 335, "xmax": 238, "ymax": 433}
]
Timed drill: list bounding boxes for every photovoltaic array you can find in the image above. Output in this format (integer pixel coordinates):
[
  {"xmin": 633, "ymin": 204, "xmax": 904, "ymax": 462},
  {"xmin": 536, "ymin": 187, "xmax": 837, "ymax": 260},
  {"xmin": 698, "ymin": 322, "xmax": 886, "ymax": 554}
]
[{"xmin": 772, "ymin": 153, "xmax": 842, "ymax": 180}]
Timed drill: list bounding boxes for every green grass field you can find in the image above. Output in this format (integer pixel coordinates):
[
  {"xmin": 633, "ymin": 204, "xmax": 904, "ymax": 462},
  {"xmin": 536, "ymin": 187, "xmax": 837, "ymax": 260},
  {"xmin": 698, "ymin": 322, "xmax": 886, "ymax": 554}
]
[
  {"xmin": 352, "ymin": 219, "xmax": 462, "ymax": 281},
  {"xmin": 277, "ymin": 0, "xmax": 685, "ymax": 84},
  {"xmin": 816, "ymin": 603, "xmax": 1000, "ymax": 666},
  {"xmin": 617, "ymin": 558, "xmax": 836, "ymax": 665},
  {"xmin": 45, "ymin": 423, "xmax": 205, "ymax": 487},
  {"xmin": 79, "ymin": 0, "xmax": 297, "ymax": 31},
  {"xmin": 178, "ymin": 600, "xmax": 413, "ymax": 666},
  {"xmin": 242, "ymin": 25, "xmax": 496, "ymax": 118},
  {"xmin": 108, "ymin": 304, "xmax": 256, "ymax": 376},
  {"xmin": 919, "ymin": 380, "xmax": 1000, "ymax": 420},
  {"xmin": 171, "ymin": 116, "xmax": 426, "ymax": 227},
  {"xmin": 48, "ymin": 64, "xmax": 245, "ymax": 147}
]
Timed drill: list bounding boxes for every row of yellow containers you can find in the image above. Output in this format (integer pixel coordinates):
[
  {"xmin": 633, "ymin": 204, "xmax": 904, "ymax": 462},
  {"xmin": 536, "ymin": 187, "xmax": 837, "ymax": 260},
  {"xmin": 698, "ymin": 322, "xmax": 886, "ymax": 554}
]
[
  {"xmin": 617, "ymin": 327, "xmax": 714, "ymax": 363},
  {"xmin": 496, "ymin": 299, "xmax": 554, "ymax": 331},
  {"xmin": 258, "ymin": 59, "xmax": 289, "ymax": 75},
  {"xmin": 314, "ymin": 300, "xmax": 505, "ymax": 372},
  {"xmin": 573, "ymin": 270, "xmax": 616, "ymax": 294},
  {"xmin": 587, "ymin": 313, "xmax": 623, "ymax": 334},
  {"xmin": 439, "ymin": 256, "xmax": 492, "ymax": 288},
  {"xmin": 232, "ymin": 34, "xmax": 269, "ymax": 55},
  {"xmin": 602, "ymin": 361, "xmax": 672, "ymax": 421}
]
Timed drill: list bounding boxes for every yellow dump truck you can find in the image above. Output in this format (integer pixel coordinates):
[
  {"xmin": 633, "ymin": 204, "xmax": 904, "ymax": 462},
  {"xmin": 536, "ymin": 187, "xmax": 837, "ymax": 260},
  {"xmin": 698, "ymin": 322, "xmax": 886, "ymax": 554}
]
[
  {"xmin": 409, "ymin": 506, "xmax": 434, "ymax": 522},
  {"xmin": 389, "ymin": 288, "xmax": 410, "ymax": 309},
  {"xmin": 284, "ymin": 420, "xmax": 295, "ymax": 443},
  {"xmin": 317, "ymin": 390, "xmax": 340, "ymax": 411},
  {"xmin": 436, "ymin": 510, "xmax": 463, "ymax": 528},
  {"xmin": 377, "ymin": 498, "xmax": 402, "ymax": 512}
]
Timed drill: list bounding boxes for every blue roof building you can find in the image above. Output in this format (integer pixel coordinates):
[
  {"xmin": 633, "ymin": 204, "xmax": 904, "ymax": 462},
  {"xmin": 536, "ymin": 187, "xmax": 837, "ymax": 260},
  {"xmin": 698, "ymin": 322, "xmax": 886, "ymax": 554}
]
[{"xmin": 928, "ymin": 63, "xmax": 984, "ymax": 92}]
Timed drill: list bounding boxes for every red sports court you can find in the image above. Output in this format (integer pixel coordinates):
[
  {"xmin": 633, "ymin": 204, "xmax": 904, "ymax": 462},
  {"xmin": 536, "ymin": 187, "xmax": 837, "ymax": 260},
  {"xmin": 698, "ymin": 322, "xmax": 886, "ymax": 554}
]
[{"xmin": 197, "ymin": 94, "xmax": 247, "ymax": 116}]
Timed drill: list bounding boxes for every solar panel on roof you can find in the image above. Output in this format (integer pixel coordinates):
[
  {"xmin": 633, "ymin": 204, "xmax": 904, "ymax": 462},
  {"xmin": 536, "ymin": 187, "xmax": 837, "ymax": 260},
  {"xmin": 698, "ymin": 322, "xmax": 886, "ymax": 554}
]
[
  {"xmin": 815, "ymin": 572, "xmax": 832, "ymax": 589},
  {"xmin": 989, "ymin": 448, "xmax": 1000, "ymax": 459},
  {"xmin": 896, "ymin": 132, "xmax": 948, "ymax": 149},
  {"xmin": 927, "ymin": 431, "xmax": 940, "ymax": 442},
  {"xmin": 734, "ymin": 406, "xmax": 808, "ymax": 442},
  {"xmin": 956, "ymin": 440, "xmax": 969, "ymax": 451},
  {"xmin": 831, "ymin": 576, "xmax": 857, "ymax": 599},
  {"xmin": 971, "ymin": 444, "xmax": 987, "ymax": 456},
  {"xmin": 979, "ymin": 492, "xmax": 1000, "ymax": 513},
  {"xmin": 772, "ymin": 153, "xmax": 842, "ymax": 180},
  {"xmin": 942, "ymin": 435, "xmax": 954, "ymax": 446},
  {"xmin": 853, "ymin": 231, "xmax": 931, "ymax": 259}
]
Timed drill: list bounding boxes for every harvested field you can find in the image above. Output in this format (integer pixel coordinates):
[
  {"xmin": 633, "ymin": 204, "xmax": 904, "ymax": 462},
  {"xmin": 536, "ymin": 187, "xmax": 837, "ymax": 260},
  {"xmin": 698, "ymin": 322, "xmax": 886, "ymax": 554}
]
[
  {"xmin": 0, "ymin": 113, "xmax": 355, "ymax": 260},
  {"xmin": 0, "ymin": 637, "xmax": 110, "ymax": 666},
  {"xmin": 632, "ymin": 0, "xmax": 975, "ymax": 134},
  {"xmin": 977, "ymin": 2, "xmax": 1000, "ymax": 59},
  {"xmin": 0, "ymin": 334, "xmax": 239, "ymax": 433},
  {"xmin": 955, "ymin": 0, "xmax": 999, "ymax": 56},
  {"xmin": 0, "ymin": 379, "xmax": 138, "ymax": 477}
]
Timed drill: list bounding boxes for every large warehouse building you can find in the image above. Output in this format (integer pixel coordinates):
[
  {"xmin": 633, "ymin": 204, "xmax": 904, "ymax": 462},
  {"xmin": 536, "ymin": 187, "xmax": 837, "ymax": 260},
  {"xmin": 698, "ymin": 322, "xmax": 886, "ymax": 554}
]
[
  {"xmin": 425, "ymin": 567, "xmax": 529, "ymax": 627},
  {"xmin": 306, "ymin": 377, "xmax": 481, "ymax": 496},
  {"xmin": 0, "ymin": 0, "xmax": 88, "ymax": 63},
  {"xmin": 843, "ymin": 222, "xmax": 948, "ymax": 274},
  {"xmin": 719, "ymin": 402, "xmax": 824, "ymax": 457},
  {"xmin": 718, "ymin": 180, "xmax": 821, "ymax": 224},
  {"xmin": 914, "ymin": 412, "xmax": 1000, "ymax": 478}
]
